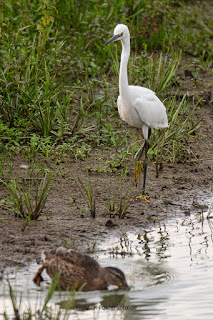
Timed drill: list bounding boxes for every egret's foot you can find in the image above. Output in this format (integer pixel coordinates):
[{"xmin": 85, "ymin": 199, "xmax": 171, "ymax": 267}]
[
  {"xmin": 135, "ymin": 161, "xmax": 143, "ymax": 186},
  {"xmin": 138, "ymin": 194, "xmax": 150, "ymax": 203}
]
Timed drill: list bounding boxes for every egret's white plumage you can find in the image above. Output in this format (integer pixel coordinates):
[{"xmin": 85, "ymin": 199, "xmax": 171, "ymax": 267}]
[
  {"xmin": 106, "ymin": 24, "xmax": 168, "ymax": 139},
  {"xmin": 106, "ymin": 24, "xmax": 168, "ymax": 196}
]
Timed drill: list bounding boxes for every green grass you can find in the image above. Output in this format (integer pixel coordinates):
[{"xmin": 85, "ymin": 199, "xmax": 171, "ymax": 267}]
[
  {"xmin": 4, "ymin": 275, "xmax": 71, "ymax": 320},
  {"xmin": 105, "ymin": 168, "xmax": 135, "ymax": 219},
  {"xmin": 1, "ymin": 168, "xmax": 58, "ymax": 230},
  {"xmin": 1, "ymin": 0, "xmax": 212, "ymax": 155},
  {"xmin": 148, "ymin": 93, "xmax": 202, "ymax": 163}
]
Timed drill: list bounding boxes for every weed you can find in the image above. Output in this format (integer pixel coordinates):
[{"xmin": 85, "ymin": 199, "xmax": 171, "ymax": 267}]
[
  {"xmin": 6, "ymin": 278, "xmax": 21, "ymax": 320},
  {"xmin": 147, "ymin": 52, "xmax": 181, "ymax": 95},
  {"xmin": 63, "ymin": 238, "xmax": 77, "ymax": 249},
  {"xmin": 145, "ymin": 93, "xmax": 202, "ymax": 165},
  {"xmin": 105, "ymin": 169, "xmax": 135, "ymax": 219},
  {"xmin": 65, "ymin": 158, "xmax": 96, "ymax": 218},
  {"xmin": 77, "ymin": 173, "xmax": 96, "ymax": 218},
  {"xmin": 4, "ymin": 274, "xmax": 71, "ymax": 319},
  {"xmin": 0, "ymin": 151, "xmax": 14, "ymax": 182},
  {"xmin": 25, "ymin": 134, "xmax": 56, "ymax": 163},
  {"xmin": 1, "ymin": 169, "xmax": 58, "ymax": 230}
]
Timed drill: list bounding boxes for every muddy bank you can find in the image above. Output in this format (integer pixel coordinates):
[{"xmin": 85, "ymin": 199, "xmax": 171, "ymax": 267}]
[
  {"xmin": 0, "ymin": 147, "xmax": 212, "ymax": 275},
  {"xmin": 0, "ymin": 69, "xmax": 213, "ymax": 277}
]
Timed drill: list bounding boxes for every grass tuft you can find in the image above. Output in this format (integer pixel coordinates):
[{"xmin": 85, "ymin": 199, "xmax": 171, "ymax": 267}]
[{"xmin": 1, "ymin": 169, "xmax": 58, "ymax": 229}]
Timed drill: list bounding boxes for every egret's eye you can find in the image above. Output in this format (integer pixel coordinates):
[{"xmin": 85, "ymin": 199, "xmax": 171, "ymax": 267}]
[{"xmin": 120, "ymin": 32, "xmax": 123, "ymax": 37}]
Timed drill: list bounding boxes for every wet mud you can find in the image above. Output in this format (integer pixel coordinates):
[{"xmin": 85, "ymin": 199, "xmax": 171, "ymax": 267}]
[{"xmin": 0, "ymin": 62, "xmax": 213, "ymax": 277}]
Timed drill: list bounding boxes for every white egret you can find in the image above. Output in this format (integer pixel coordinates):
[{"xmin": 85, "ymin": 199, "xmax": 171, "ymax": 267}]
[{"xmin": 105, "ymin": 24, "xmax": 168, "ymax": 200}]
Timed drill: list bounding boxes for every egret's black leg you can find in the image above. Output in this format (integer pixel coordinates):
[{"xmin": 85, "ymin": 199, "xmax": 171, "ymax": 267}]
[
  {"xmin": 136, "ymin": 141, "xmax": 146, "ymax": 161},
  {"xmin": 142, "ymin": 139, "xmax": 149, "ymax": 195},
  {"xmin": 136, "ymin": 128, "xmax": 152, "ymax": 162},
  {"xmin": 135, "ymin": 141, "xmax": 146, "ymax": 186},
  {"xmin": 156, "ymin": 131, "xmax": 161, "ymax": 178},
  {"xmin": 135, "ymin": 128, "xmax": 151, "ymax": 201},
  {"xmin": 159, "ymin": 133, "xmax": 166, "ymax": 172}
]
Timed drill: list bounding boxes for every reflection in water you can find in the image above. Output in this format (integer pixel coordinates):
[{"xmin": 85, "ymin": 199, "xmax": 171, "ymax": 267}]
[
  {"xmin": 1, "ymin": 209, "xmax": 213, "ymax": 320},
  {"xmin": 59, "ymin": 293, "xmax": 127, "ymax": 310}
]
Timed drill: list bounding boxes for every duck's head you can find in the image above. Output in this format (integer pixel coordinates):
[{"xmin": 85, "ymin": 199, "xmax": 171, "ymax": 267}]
[
  {"xmin": 105, "ymin": 24, "xmax": 130, "ymax": 45},
  {"xmin": 103, "ymin": 266, "xmax": 129, "ymax": 289}
]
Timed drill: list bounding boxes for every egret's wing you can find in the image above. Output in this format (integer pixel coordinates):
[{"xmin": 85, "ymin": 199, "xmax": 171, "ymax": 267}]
[{"xmin": 134, "ymin": 95, "xmax": 168, "ymax": 129}]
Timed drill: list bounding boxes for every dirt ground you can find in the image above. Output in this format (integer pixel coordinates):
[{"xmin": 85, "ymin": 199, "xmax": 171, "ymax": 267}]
[{"xmin": 0, "ymin": 62, "xmax": 213, "ymax": 278}]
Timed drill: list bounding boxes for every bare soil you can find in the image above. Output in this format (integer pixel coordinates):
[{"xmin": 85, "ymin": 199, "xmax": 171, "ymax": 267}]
[{"xmin": 0, "ymin": 62, "xmax": 213, "ymax": 278}]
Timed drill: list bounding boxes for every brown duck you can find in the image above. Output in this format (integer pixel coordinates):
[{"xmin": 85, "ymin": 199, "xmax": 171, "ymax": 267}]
[{"xmin": 33, "ymin": 247, "xmax": 128, "ymax": 291}]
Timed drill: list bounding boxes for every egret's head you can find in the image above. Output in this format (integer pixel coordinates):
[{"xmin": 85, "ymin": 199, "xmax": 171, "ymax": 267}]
[{"xmin": 105, "ymin": 24, "xmax": 130, "ymax": 45}]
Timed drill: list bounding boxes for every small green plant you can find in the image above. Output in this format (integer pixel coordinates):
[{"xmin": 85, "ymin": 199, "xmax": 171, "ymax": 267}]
[
  {"xmin": 41, "ymin": 272, "xmax": 62, "ymax": 314},
  {"xmin": 63, "ymin": 238, "xmax": 77, "ymax": 249},
  {"xmin": 198, "ymin": 52, "xmax": 213, "ymax": 73},
  {"xmin": 25, "ymin": 134, "xmax": 56, "ymax": 163},
  {"xmin": 7, "ymin": 278, "xmax": 21, "ymax": 320},
  {"xmin": 76, "ymin": 172, "xmax": 96, "ymax": 218},
  {"xmin": 100, "ymin": 150, "xmax": 129, "ymax": 173},
  {"xmin": 147, "ymin": 52, "xmax": 181, "ymax": 95},
  {"xmin": 4, "ymin": 274, "xmax": 71, "ymax": 320},
  {"xmin": 107, "ymin": 189, "xmax": 134, "ymax": 219},
  {"xmin": 118, "ymin": 194, "xmax": 134, "ymax": 219},
  {"xmin": 165, "ymin": 95, "xmax": 202, "ymax": 162},
  {"xmin": 105, "ymin": 169, "xmax": 134, "ymax": 219},
  {"xmin": 1, "ymin": 169, "xmax": 58, "ymax": 230},
  {"xmin": 0, "ymin": 151, "xmax": 14, "ymax": 182},
  {"xmin": 65, "ymin": 158, "xmax": 96, "ymax": 218}
]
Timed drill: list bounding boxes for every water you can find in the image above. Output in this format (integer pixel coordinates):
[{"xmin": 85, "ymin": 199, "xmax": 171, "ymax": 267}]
[{"xmin": 1, "ymin": 208, "xmax": 213, "ymax": 319}]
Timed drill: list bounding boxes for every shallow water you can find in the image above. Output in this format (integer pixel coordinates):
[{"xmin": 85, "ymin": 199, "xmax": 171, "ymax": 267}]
[{"xmin": 1, "ymin": 205, "xmax": 213, "ymax": 319}]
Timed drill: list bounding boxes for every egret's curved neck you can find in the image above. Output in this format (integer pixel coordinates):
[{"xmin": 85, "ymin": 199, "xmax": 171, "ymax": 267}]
[{"xmin": 119, "ymin": 37, "xmax": 130, "ymax": 96}]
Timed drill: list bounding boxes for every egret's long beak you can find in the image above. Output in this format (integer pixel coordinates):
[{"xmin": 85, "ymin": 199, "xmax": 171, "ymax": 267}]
[{"xmin": 105, "ymin": 34, "xmax": 120, "ymax": 45}]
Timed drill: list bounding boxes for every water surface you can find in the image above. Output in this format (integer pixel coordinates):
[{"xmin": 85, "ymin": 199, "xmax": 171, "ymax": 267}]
[{"xmin": 1, "ymin": 206, "xmax": 213, "ymax": 319}]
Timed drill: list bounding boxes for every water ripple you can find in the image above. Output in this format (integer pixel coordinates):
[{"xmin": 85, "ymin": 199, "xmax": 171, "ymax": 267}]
[{"xmin": 1, "ymin": 208, "xmax": 213, "ymax": 320}]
